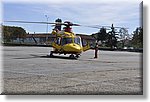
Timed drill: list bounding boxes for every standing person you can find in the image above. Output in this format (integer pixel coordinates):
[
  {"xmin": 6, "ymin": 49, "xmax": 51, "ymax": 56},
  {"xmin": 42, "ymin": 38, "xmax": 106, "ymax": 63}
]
[{"xmin": 94, "ymin": 41, "xmax": 99, "ymax": 58}]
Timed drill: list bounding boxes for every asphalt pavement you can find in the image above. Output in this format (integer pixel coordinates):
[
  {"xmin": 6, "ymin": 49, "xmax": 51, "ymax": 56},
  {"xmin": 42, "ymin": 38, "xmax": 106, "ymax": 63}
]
[{"xmin": 1, "ymin": 46, "xmax": 142, "ymax": 95}]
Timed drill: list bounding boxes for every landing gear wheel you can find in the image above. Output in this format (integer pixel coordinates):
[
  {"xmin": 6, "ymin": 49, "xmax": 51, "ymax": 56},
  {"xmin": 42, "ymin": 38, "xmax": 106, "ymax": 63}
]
[
  {"xmin": 69, "ymin": 54, "xmax": 78, "ymax": 59},
  {"xmin": 75, "ymin": 54, "xmax": 80, "ymax": 58},
  {"xmin": 69, "ymin": 54, "xmax": 74, "ymax": 59},
  {"xmin": 50, "ymin": 51, "xmax": 54, "ymax": 57}
]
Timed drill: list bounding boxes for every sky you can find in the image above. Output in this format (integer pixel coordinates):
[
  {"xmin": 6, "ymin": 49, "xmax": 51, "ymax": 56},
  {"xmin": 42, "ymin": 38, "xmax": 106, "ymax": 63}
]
[{"xmin": 2, "ymin": 0, "xmax": 142, "ymax": 35}]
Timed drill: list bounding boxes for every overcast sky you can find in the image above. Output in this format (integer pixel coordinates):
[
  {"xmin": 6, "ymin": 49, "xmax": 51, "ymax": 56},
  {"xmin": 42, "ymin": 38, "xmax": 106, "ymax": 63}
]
[{"xmin": 2, "ymin": 0, "xmax": 142, "ymax": 34}]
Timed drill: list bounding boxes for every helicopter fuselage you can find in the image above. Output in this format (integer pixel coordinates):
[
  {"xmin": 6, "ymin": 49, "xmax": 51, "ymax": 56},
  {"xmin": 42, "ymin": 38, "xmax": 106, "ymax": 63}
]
[{"xmin": 50, "ymin": 31, "xmax": 90, "ymax": 57}]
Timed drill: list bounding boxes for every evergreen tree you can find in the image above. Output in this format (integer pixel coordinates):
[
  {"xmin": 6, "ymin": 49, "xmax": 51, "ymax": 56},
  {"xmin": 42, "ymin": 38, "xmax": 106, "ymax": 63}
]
[{"xmin": 131, "ymin": 27, "xmax": 143, "ymax": 48}]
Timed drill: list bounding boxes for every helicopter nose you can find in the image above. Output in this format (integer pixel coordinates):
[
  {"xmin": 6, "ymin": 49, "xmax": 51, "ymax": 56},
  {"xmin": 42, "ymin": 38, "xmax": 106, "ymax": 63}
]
[
  {"xmin": 72, "ymin": 44, "xmax": 82, "ymax": 52},
  {"xmin": 63, "ymin": 44, "xmax": 82, "ymax": 53}
]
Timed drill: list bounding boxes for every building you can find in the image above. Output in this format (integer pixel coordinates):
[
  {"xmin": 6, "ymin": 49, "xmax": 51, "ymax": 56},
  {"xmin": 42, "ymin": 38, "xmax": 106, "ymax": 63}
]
[
  {"xmin": 25, "ymin": 33, "xmax": 55, "ymax": 45},
  {"xmin": 12, "ymin": 33, "xmax": 96, "ymax": 46}
]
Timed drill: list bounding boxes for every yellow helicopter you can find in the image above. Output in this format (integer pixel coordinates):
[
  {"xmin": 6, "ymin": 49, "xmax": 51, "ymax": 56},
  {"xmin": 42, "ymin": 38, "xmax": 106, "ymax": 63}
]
[
  {"xmin": 5, "ymin": 19, "xmax": 91, "ymax": 59},
  {"xmin": 50, "ymin": 21, "xmax": 90, "ymax": 58}
]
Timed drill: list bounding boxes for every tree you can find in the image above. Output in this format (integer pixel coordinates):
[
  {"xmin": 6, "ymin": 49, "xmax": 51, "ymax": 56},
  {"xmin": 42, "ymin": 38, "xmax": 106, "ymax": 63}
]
[
  {"xmin": 105, "ymin": 33, "xmax": 117, "ymax": 49},
  {"xmin": 97, "ymin": 28, "xmax": 109, "ymax": 41},
  {"xmin": 131, "ymin": 27, "xmax": 143, "ymax": 48},
  {"xmin": 92, "ymin": 28, "xmax": 109, "ymax": 45},
  {"xmin": 118, "ymin": 28, "xmax": 130, "ymax": 48},
  {"xmin": 2, "ymin": 25, "xmax": 26, "ymax": 42}
]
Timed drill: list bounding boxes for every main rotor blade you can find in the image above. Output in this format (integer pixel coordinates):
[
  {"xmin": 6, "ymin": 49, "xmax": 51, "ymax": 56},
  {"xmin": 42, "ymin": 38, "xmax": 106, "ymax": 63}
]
[
  {"xmin": 4, "ymin": 20, "xmax": 58, "ymax": 24},
  {"xmin": 81, "ymin": 25, "xmax": 112, "ymax": 30},
  {"xmin": 72, "ymin": 24, "xmax": 81, "ymax": 26},
  {"xmin": 87, "ymin": 25, "xmax": 129, "ymax": 29},
  {"xmin": 4, "ymin": 20, "xmax": 81, "ymax": 27},
  {"xmin": 80, "ymin": 25, "xmax": 100, "ymax": 29}
]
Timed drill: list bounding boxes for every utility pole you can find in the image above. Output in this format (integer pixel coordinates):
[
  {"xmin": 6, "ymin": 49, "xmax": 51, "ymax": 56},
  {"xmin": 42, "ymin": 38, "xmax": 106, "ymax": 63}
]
[{"xmin": 45, "ymin": 15, "xmax": 49, "ymax": 34}]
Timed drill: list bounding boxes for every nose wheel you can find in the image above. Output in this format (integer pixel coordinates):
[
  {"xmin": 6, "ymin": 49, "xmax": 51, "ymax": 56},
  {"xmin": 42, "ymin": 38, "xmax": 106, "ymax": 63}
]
[
  {"xmin": 69, "ymin": 54, "xmax": 75, "ymax": 59},
  {"xmin": 69, "ymin": 54, "xmax": 80, "ymax": 59}
]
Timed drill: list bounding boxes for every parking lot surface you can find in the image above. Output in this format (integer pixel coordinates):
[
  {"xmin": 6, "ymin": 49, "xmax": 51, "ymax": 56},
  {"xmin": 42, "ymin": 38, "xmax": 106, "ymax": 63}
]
[{"xmin": 2, "ymin": 46, "xmax": 142, "ymax": 95}]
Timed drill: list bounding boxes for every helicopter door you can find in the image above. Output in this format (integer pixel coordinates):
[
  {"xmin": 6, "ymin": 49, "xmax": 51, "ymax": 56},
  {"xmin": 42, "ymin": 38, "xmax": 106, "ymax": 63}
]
[
  {"xmin": 82, "ymin": 39, "xmax": 90, "ymax": 51},
  {"xmin": 52, "ymin": 37, "xmax": 61, "ymax": 50}
]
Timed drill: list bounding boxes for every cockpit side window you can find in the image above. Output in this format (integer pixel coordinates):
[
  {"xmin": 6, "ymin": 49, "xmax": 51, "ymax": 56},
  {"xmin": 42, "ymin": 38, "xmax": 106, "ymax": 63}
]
[
  {"xmin": 82, "ymin": 39, "xmax": 88, "ymax": 47},
  {"xmin": 74, "ymin": 36, "xmax": 82, "ymax": 46},
  {"xmin": 55, "ymin": 37, "xmax": 61, "ymax": 45}
]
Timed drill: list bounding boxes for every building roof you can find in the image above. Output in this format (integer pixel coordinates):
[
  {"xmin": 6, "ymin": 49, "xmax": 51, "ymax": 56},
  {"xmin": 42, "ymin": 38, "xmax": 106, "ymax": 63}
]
[
  {"xmin": 26, "ymin": 33, "xmax": 95, "ymax": 40},
  {"xmin": 26, "ymin": 33, "xmax": 55, "ymax": 38},
  {"xmin": 76, "ymin": 34, "xmax": 95, "ymax": 40}
]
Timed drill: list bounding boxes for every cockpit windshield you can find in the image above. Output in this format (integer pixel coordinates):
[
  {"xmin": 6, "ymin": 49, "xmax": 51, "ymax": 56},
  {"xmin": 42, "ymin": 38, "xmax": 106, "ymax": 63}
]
[
  {"xmin": 61, "ymin": 38, "xmax": 73, "ymax": 45},
  {"xmin": 61, "ymin": 36, "xmax": 82, "ymax": 46}
]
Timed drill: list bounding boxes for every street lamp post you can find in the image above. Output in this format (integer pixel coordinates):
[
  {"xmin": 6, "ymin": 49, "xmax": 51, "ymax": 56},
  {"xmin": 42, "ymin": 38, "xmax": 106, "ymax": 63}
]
[{"xmin": 45, "ymin": 15, "xmax": 49, "ymax": 34}]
